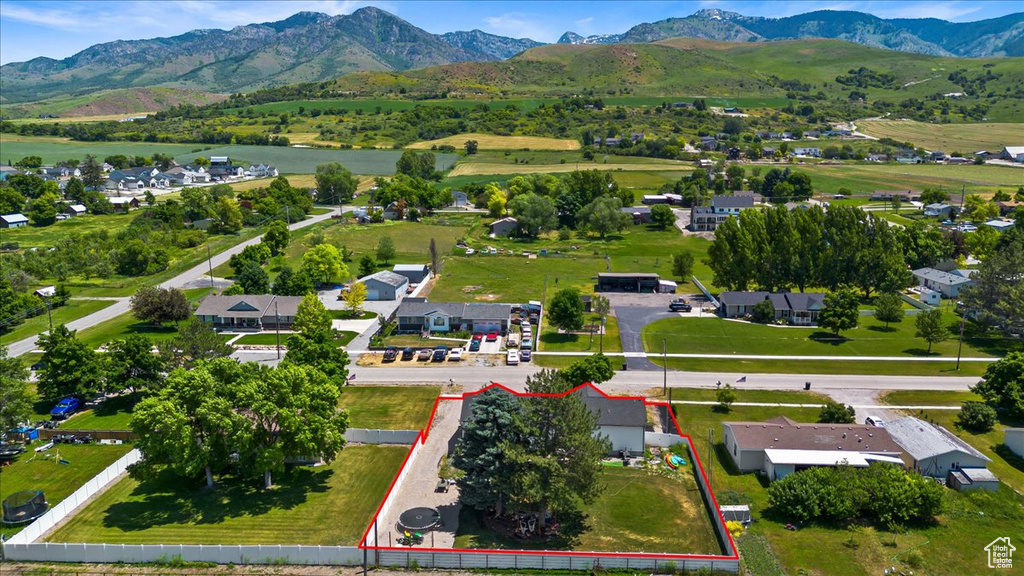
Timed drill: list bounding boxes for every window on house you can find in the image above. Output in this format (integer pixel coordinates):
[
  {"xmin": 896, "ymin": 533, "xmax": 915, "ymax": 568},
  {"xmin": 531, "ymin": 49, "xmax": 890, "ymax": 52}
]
[{"xmin": 432, "ymin": 316, "xmax": 445, "ymax": 327}]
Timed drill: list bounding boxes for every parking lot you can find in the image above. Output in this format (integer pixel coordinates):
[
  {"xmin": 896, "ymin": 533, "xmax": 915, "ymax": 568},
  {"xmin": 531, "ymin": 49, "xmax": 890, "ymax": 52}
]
[{"xmin": 603, "ymin": 292, "xmax": 711, "ymax": 370}]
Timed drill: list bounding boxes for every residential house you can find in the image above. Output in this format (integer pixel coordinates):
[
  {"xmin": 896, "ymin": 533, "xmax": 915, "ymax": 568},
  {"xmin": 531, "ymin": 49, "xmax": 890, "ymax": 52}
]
[
  {"xmin": 995, "ymin": 201, "xmax": 1022, "ymax": 217},
  {"xmin": 107, "ymin": 197, "xmax": 141, "ymax": 212},
  {"xmin": 886, "ymin": 416, "xmax": 991, "ymax": 478},
  {"xmin": 923, "ymin": 203, "xmax": 954, "ymax": 218},
  {"xmin": 210, "ymin": 156, "xmax": 230, "ymax": 166},
  {"xmin": 207, "ymin": 165, "xmax": 245, "ymax": 180},
  {"xmin": 718, "ymin": 291, "xmax": 827, "ymax": 326},
  {"xmin": 34, "ymin": 286, "xmax": 56, "ymax": 298},
  {"xmin": 194, "ymin": 294, "xmax": 304, "ymax": 331},
  {"xmin": 984, "ymin": 219, "xmax": 1015, "ymax": 233},
  {"xmin": 42, "ymin": 166, "xmax": 80, "ymax": 178},
  {"xmin": 999, "ymin": 146, "xmax": 1024, "ymax": 163},
  {"xmin": 451, "ymin": 190, "xmax": 469, "ymax": 207},
  {"xmin": 359, "ymin": 270, "xmax": 409, "ymax": 301},
  {"xmin": 722, "ymin": 416, "xmax": 904, "ymax": 481},
  {"xmin": 689, "ymin": 194, "xmax": 755, "ymax": 232},
  {"xmin": 699, "ymin": 136, "xmax": 718, "ymax": 151},
  {"xmin": 0, "ymin": 166, "xmax": 23, "ymax": 181},
  {"xmin": 1005, "ymin": 428, "xmax": 1024, "ymax": 459},
  {"xmin": 670, "ymin": 102, "xmax": 694, "ymax": 109},
  {"xmin": 457, "ymin": 383, "xmax": 647, "ymax": 456},
  {"xmin": 696, "ymin": 158, "xmax": 715, "ymax": 169},
  {"xmin": 761, "ymin": 146, "xmax": 777, "ymax": 157},
  {"xmin": 598, "ymin": 137, "xmax": 621, "ymax": 147},
  {"xmin": 791, "ymin": 147, "xmax": 821, "ymax": 158},
  {"xmin": 621, "ymin": 205, "xmax": 652, "ymax": 225},
  {"xmin": 489, "ymin": 217, "xmax": 518, "ymax": 237},
  {"xmin": 64, "ymin": 204, "xmax": 87, "ymax": 217},
  {"xmin": 911, "ymin": 267, "xmax": 975, "ymax": 298},
  {"xmin": 641, "ymin": 195, "xmax": 671, "ymax": 205},
  {"xmin": 105, "ymin": 176, "xmax": 145, "ymax": 191},
  {"xmin": 930, "ymin": 151, "xmax": 948, "ymax": 162},
  {"xmin": 0, "ymin": 213, "xmax": 29, "ymax": 228},
  {"xmin": 597, "ymin": 273, "xmax": 661, "ymax": 293},
  {"xmin": 946, "ymin": 156, "xmax": 972, "ymax": 164},
  {"xmin": 164, "ymin": 165, "xmax": 210, "ymax": 186},
  {"xmin": 247, "ymin": 164, "xmax": 279, "ymax": 178},
  {"xmin": 393, "ymin": 298, "xmax": 512, "ymax": 334},
  {"xmin": 381, "ymin": 202, "xmax": 403, "ymax": 221},
  {"xmin": 866, "ymin": 154, "xmax": 890, "ymax": 162},
  {"xmin": 871, "ymin": 190, "xmax": 920, "ymax": 201},
  {"xmin": 392, "ymin": 264, "xmax": 431, "ymax": 284}
]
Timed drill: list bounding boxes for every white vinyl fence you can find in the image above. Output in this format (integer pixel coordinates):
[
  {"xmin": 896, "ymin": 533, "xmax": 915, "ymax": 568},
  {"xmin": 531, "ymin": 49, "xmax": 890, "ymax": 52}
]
[
  {"xmin": 362, "ymin": 434, "xmax": 424, "ymax": 547},
  {"xmin": 3, "ymin": 542, "xmax": 363, "ymax": 565},
  {"xmin": 376, "ymin": 549, "xmax": 738, "ymax": 573},
  {"xmin": 5, "ymin": 449, "xmax": 142, "ymax": 546},
  {"xmin": 344, "ymin": 429, "xmax": 419, "ymax": 445},
  {"xmin": 645, "ymin": 431, "xmax": 687, "ymax": 447}
]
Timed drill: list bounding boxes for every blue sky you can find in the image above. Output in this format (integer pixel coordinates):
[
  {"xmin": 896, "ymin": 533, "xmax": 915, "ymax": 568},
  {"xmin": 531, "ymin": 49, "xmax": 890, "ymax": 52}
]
[{"xmin": 1, "ymin": 0, "xmax": 1020, "ymax": 64}]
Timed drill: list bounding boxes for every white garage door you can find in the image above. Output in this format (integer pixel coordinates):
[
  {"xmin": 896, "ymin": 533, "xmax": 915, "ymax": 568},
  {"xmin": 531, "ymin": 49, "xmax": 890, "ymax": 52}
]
[
  {"xmin": 474, "ymin": 321, "xmax": 500, "ymax": 333},
  {"xmin": 367, "ymin": 289, "xmax": 380, "ymax": 300}
]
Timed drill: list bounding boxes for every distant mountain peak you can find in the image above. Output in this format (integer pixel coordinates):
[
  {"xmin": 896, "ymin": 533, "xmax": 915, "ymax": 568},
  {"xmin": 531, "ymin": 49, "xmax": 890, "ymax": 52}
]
[{"xmin": 691, "ymin": 9, "xmax": 743, "ymax": 21}]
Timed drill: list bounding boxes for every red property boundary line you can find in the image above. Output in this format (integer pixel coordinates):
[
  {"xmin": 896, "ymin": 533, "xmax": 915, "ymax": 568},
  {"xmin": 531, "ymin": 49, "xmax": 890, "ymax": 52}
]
[{"xmin": 358, "ymin": 382, "xmax": 740, "ymax": 561}]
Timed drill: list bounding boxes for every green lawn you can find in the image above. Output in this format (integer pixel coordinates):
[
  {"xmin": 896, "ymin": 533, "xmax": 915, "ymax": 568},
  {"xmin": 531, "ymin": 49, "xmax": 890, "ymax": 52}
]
[
  {"xmin": 653, "ymin": 356, "xmax": 989, "ymax": 377},
  {"xmin": 338, "ymin": 386, "xmax": 441, "ymax": 429},
  {"xmin": 671, "ymin": 395, "xmax": 1024, "ymax": 576},
  {"xmin": 665, "ymin": 388, "xmax": 829, "ymax": 405},
  {"xmin": 381, "ymin": 333, "xmax": 463, "ymax": 348},
  {"xmin": 643, "ymin": 312, "xmax": 1017, "ymax": 359},
  {"xmin": 0, "ymin": 444, "xmax": 133, "ymax": 539},
  {"xmin": 880, "ymin": 390, "xmax": 984, "ymax": 406},
  {"xmin": 76, "ymin": 312, "xmax": 181, "ymax": 349},
  {"xmin": 0, "ymin": 299, "xmax": 115, "ymax": 345},
  {"xmin": 60, "ymin": 393, "xmax": 140, "ymax": 430},
  {"xmin": 539, "ymin": 314, "xmax": 622, "ymax": 353},
  {"xmin": 1, "ymin": 212, "xmax": 138, "ymax": 248},
  {"xmin": 455, "ymin": 465, "xmax": 722, "ymax": 555},
  {"xmin": 46, "ymin": 445, "xmax": 408, "ymax": 545}
]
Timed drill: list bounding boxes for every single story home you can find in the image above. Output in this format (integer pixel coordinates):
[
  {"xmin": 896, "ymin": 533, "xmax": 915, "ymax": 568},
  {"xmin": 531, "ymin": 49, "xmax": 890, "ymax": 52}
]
[
  {"xmin": 947, "ymin": 467, "xmax": 999, "ymax": 492},
  {"xmin": 923, "ymin": 203, "xmax": 954, "ymax": 218},
  {"xmin": 194, "ymin": 294, "xmax": 304, "ymax": 331},
  {"xmin": 722, "ymin": 416, "xmax": 904, "ymax": 481},
  {"xmin": 490, "ymin": 217, "xmax": 518, "ymax": 237},
  {"xmin": 34, "ymin": 286, "xmax": 56, "ymax": 297},
  {"xmin": 718, "ymin": 291, "xmax": 827, "ymax": 326},
  {"xmin": 451, "ymin": 190, "xmax": 469, "ymax": 207},
  {"xmin": 984, "ymin": 219, "xmax": 1015, "ymax": 233},
  {"xmin": 108, "ymin": 197, "xmax": 141, "ymax": 212},
  {"xmin": 871, "ymin": 190, "xmax": 920, "ymax": 201},
  {"xmin": 394, "ymin": 298, "xmax": 512, "ymax": 334},
  {"xmin": 911, "ymin": 267, "xmax": 975, "ymax": 298},
  {"xmin": 999, "ymin": 146, "xmax": 1024, "ymax": 163},
  {"xmin": 885, "ymin": 416, "xmax": 991, "ymax": 478},
  {"xmin": 392, "ymin": 264, "xmax": 430, "ymax": 284},
  {"xmin": 1, "ymin": 213, "xmax": 29, "ymax": 228},
  {"xmin": 597, "ymin": 273, "xmax": 661, "ymax": 293},
  {"xmin": 458, "ymin": 383, "xmax": 647, "ymax": 456},
  {"xmin": 359, "ymin": 270, "xmax": 409, "ymax": 301},
  {"xmin": 1005, "ymin": 428, "xmax": 1024, "ymax": 459},
  {"xmin": 65, "ymin": 204, "xmax": 87, "ymax": 217},
  {"xmin": 791, "ymin": 147, "xmax": 821, "ymax": 158},
  {"xmin": 621, "ymin": 205, "xmax": 652, "ymax": 225}
]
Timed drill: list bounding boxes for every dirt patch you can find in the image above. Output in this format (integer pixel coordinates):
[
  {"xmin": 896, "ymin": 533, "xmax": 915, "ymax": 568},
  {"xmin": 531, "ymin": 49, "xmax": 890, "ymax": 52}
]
[
  {"xmin": 474, "ymin": 293, "xmax": 501, "ymax": 301},
  {"xmin": 462, "ymin": 285, "xmax": 482, "ymax": 293}
]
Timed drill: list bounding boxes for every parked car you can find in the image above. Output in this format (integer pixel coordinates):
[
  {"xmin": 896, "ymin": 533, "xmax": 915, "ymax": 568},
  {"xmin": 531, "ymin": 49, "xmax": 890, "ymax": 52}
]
[
  {"xmin": 865, "ymin": 416, "xmax": 885, "ymax": 427},
  {"xmin": 486, "ymin": 331, "xmax": 499, "ymax": 342},
  {"xmin": 472, "ymin": 333, "xmax": 484, "ymax": 342},
  {"xmin": 465, "ymin": 248, "xmax": 475, "ymax": 255},
  {"xmin": 50, "ymin": 397, "xmax": 81, "ymax": 420},
  {"xmin": 382, "ymin": 347, "xmax": 398, "ymax": 362},
  {"xmin": 468, "ymin": 338, "xmax": 481, "ymax": 352},
  {"xmin": 432, "ymin": 346, "xmax": 449, "ymax": 362},
  {"xmin": 521, "ymin": 337, "xmax": 533, "ymax": 350},
  {"xmin": 506, "ymin": 349, "xmax": 520, "ymax": 365},
  {"xmin": 669, "ymin": 298, "xmax": 692, "ymax": 312},
  {"xmin": 417, "ymin": 348, "xmax": 432, "ymax": 361},
  {"xmin": 520, "ymin": 348, "xmax": 532, "ymax": 362},
  {"xmin": 449, "ymin": 348, "xmax": 463, "ymax": 361},
  {"xmin": 401, "ymin": 347, "xmax": 416, "ymax": 361},
  {"xmin": 30, "ymin": 361, "xmax": 45, "ymax": 371}
]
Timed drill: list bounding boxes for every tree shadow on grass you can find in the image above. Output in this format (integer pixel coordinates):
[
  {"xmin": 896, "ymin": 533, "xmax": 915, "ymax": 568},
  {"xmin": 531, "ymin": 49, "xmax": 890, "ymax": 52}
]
[
  {"xmin": 867, "ymin": 325, "xmax": 898, "ymax": 333},
  {"xmin": 808, "ymin": 332, "xmax": 848, "ymax": 346},
  {"xmin": 902, "ymin": 348, "xmax": 939, "ymax": 357},
  {"xmin": 102, "ymin": 466, "xmax": 332, "ymax": 532},
  {"xmin": 124, "ymin": 322, "xmax": 178, "ymax": 337}
]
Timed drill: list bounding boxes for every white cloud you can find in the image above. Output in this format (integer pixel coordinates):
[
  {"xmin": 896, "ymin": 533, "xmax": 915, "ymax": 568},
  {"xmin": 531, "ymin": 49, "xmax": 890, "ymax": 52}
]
[{"xmin": 575, "ymin": 16, "xmax": 593, "ymax": 25}]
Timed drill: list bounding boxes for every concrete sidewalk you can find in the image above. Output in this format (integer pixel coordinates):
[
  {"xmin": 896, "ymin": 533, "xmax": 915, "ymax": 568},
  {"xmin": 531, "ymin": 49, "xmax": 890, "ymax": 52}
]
[{"xmin": 669, "ymin": 400, "xmax": 961, "ymax": 410}]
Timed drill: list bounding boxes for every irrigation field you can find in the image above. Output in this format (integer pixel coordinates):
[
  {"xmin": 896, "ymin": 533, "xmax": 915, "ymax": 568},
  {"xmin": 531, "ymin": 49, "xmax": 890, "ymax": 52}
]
[
  {"xmin": 856, "ymin": 120, "xmax": 1023, "ymax": 153},
  {"xmin": 408, "ymin": 133, "xmax": 580, "ymax": 151}
]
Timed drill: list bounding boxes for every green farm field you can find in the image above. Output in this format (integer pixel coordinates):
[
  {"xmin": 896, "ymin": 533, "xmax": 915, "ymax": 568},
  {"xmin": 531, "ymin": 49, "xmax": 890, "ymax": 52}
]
[
  {"xmin": 0, "ymin": 135, "xmax": 210, "ymax": 164},
  {"xmin": 46, "ymin": 445, "xmax": 407, "ymax": 545},
  {"xmin": 857, "ymin": 120, "xmax": 1024, "ymax": 153},
  {"xmin": 800, "ymin": 162, "xmax": 1024, "ymax": 197},
  {"xmin": 0, "ymin": 211, "xmax": 138, "ymax": 248}
]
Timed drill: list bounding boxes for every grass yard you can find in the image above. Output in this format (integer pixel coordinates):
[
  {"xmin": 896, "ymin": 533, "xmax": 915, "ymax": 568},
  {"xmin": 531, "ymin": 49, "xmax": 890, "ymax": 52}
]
[
  {"xmin": 0, "ymin": 299, "xmax": 115, "ymax": 345},
  {"xmin": 539, "ymin": 314, "xmax": 622, "ymax": 354},
  {"xmin": 653, "ymin": 356, "xmax": 989, "ymax": 377},
  {"xmin": 60, "ymin": 393, "xmax": 140, "ymax": 430},
  {"xmin": 0, "ymin": 212, "xmax": 138, "ymax": 248},
  {"xmin": 231, "ymin": 331, "xmax": 358, "ymax": 347},
  {"xmin": 856, "ymin": 120, "xmax": 1024, "ymax": 153},
  {"xmin": 454, "ymin": 465, "xmax": 722, "ymax": 555},
  {"xmin": 76, "ymin": 312, "xmax": 181, "ymax": 349},
  {"xmin": 408, "ymin": 133, "xmax": 580, "ymax": 151},
  {"xmin": 643, "ymin": 312, "xmax": 1016, "ymax": 359},
  {"xmin": 880, "ymin": 390, "xmax": 983, "ymax": 406},
  {"xmin": 448, "ymin": 160, "xmax": 695, "ymax": 177},
  {"xmin": 338, "ymin": 385, "xmax": 441, "ymax": 429},
  {"xmin": 664, "ymin": 388, "xmax": 828, "ymax": 405},
  {"xmin": 46, "ymin": 445, "xmax": 408, "ymax": 545},
  {"xmin": 0, "ymin": 444, "xmax": 133, "ymax": 539},
  {"xmin": 800, "ymin": 162, "xmax": 1024, "ymax": 198}
]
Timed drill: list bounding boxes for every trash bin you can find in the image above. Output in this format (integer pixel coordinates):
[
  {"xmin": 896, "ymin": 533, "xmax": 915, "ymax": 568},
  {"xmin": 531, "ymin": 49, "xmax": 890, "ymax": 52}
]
[
  {"xmin": 622, "ymin": 361, "xmax": 628, "ymax": 371},
  {"xmin": 804, "ymin": 382, "xmax": 811, "ymax": 390}
]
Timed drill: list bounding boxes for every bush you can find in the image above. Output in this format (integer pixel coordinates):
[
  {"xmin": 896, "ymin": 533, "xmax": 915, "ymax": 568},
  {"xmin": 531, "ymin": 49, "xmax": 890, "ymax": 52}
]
[
  {"xmin": 751, "ymin": 299, "xmax": 775, "ymax": 324},
  {"xmin": 818, "ymin": 401, "xmax": 856, "ymax": 423},
  {"xmin": 956, "ymin": 401, "xmax": 997, "ymax": 432}
]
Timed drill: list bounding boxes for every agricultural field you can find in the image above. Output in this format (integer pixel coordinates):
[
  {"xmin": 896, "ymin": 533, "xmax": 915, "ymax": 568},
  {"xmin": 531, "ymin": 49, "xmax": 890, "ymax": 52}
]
[
  {"xmin": 172, "ymin": 146, "xmax": 457, "ymax": 175},
  {"xmin": 796, "ymin": 162, "xmax": 1023, "ymax": 198},
  {"xmin": 0, "ymin": 135, "xmax": 209, "ymax": 165},
  {"xmin": 0, "ymin": 211, "xmax": 139, "ymax": 248},
  {"xmin": 408, "ymin": 133, "xmax": 580, "ymax": 151},
  {"xmin": 46, "ymin": 445, "xmax": 408, "ymax": 545},
  {"xmin": 856, "ymin": 120, "xmax": 1023, "ymax": 153},
  {"xmin": 0, "ymin": 443, "xmax": 134, "ymax": 539},
  {"xmin": 338, "ymin": 386, "xmax": 442, "ymax": 430}
]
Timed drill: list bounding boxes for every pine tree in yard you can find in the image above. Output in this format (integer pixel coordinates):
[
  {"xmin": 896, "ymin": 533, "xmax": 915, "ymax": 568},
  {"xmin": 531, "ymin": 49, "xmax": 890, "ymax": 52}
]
[
  {"xmin": 915, "ymin": 308, "xmax": 949, "ymax": 353},
  {"xmin": 453, "ymin": 388, "xmax": 523, "ymax": 515}
]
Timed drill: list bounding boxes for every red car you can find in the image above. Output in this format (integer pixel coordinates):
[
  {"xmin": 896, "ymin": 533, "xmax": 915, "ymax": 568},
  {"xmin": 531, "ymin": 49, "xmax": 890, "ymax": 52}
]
[
  {"xmin": 486, "ymin": 331, "xmax": 499, "ymax": 342},
  {"xmin": 472, "ymin": 333, "xmax": 484, "ymax": 341}
]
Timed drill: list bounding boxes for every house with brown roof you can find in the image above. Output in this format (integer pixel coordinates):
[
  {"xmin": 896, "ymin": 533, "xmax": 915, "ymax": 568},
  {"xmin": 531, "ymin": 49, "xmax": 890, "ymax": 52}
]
[{"xmin": 722, "ymin": 416, "xmax": 904, "ymax": 480}]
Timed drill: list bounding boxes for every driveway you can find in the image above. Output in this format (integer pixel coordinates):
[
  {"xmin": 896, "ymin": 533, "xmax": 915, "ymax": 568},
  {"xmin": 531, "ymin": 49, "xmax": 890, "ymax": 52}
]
[{"xmin": 605, "ymin": 293, "xmax": 683, "ymax": 371}]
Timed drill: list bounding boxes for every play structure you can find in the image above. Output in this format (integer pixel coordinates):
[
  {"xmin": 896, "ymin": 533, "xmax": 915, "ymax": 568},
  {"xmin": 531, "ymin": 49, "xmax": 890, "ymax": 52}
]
[
  {"xmin": 396, "ymin": 507, "xmax": 440, "ymax": 547},
  {"xmin": 665, "ymin": 453, "xmax": 688, "ymax": 469},
  {"xmin": 2, "ymin": 490, "xmax": 48, "ymax": 525}
]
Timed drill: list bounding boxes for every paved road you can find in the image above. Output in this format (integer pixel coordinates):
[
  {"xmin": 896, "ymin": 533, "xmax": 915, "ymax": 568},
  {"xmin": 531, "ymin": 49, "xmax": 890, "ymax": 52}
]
[{"xmin": 6, "ymin": 207, "xmax": 343, "ymax": 357}]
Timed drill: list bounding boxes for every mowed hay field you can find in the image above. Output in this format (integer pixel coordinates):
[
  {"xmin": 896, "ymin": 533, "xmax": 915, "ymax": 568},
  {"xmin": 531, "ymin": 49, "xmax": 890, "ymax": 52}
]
[
  {"xmin": 449, "ymin": 160, "xmax": 693, "ymax": 177},
  {"xmin": 46, "ymin": 445, "xmax": 408, "ymax": 545},
  {"xmin": 857, "ymin": 120, "xmax": 1023, "ymax": 153},
  {"xmin": 408, "ymin": 133, "xmax": 581, "ymax": 151}
]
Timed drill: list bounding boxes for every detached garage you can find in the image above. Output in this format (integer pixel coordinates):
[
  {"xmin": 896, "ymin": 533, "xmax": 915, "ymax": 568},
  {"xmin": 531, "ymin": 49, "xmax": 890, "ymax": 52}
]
[{"xmin": 360, "ymin": 271, "xmax": 409, "ymax": 301}]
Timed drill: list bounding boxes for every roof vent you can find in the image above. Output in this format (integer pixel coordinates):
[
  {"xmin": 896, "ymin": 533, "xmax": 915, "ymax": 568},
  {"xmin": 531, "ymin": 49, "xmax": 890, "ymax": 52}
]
[
  {"xmin": 868, "ymin": 433, "xmax": 873, "ymax": 437},
  {"xmin": 858, "ymin": 438, "xmax": 862, "ymax": 442},
  {"xmin": 842, "ymin": 433, "xmax": 847, "ymax": 438},
  {"xmin": 774, "ymin": 438, "xmax": 779, "ymax": 442},
  {"xmin": 837, "ymin": 446, "xmax": 842, "ymax": 450}
]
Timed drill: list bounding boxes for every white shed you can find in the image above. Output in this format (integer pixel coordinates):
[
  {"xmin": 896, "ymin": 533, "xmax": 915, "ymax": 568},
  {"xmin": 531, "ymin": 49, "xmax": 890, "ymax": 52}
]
[{"xmin": 1005, "ymin": 428, "xmax": 1024, "ymax": 459}]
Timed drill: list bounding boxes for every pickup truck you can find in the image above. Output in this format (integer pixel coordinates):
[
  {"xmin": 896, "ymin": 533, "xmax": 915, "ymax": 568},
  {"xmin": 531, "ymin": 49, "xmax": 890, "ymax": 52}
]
[
  {"xmin": 50, "ymin": 397, "xmax": 81, "ymax": 420},
  {"xmin": 669, "ymin": 298, "xmax": 693, "ymax": 312}
]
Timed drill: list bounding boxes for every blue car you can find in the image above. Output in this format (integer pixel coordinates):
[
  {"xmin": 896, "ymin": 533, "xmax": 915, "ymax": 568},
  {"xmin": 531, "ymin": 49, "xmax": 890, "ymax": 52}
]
[{"xmin": 50, "ymin": 397, "xmax": 81, "ymax": 420}]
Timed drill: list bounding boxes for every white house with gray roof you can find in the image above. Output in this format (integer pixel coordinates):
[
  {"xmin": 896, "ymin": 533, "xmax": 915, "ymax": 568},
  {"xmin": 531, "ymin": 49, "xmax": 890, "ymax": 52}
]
[
  {"xmin": 886, "ymin": 416, "xmax": 991, "ymax": 478},
  {"xmin": 358, "ymin": 270, "xmax": 409, "ymax": 301},
  {"xmin": 718, "ymin": 291, "xmax": 827, "ymax": 326},
  {"xmin": 194, "ymin": 294, "xmax": 304, "ymax": 331},
  {"xmin": 911, "ymin": 267, "xmax": 975, "ymax": 298},
  {"xmin": 1, "ymin": 213, "xmax": 29, "ymax": 228},
  {"xmin": 690, "ymin": 194, "xmax": 755, "ymax": 231},
  {"xmin": 394, "ymin": 298, "xmax": 512, "ymax": 334}
]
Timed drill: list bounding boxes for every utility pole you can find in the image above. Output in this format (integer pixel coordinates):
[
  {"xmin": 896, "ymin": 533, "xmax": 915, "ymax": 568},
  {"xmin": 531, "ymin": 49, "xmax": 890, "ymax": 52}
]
[
  {"xmin": 954, "ymin": 313, "xmax": 962, "ymax": 366},
  {"xmin": 206, "ymin": 245, "xmax": 214, "ymax": 291},
  {"xmin": 662, "ymin": 339, "xmax": 668, "ymax": 396},
  {"xmin": 45, "ymin": 297, "xmax": 53, "ymax": 332},
  {"xmin": 275, "ymin": 299, "xmax": 281, "ymax": 360},
  {"xmin": 599, "ymin": 317, "xmax": 605, "ymax": 353}
]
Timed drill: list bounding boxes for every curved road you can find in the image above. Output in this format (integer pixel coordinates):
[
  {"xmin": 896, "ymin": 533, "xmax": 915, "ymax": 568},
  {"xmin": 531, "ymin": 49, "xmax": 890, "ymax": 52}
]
[{"xmin": 6, "ymin": 207, "xmax": 344, "ymax": 357}]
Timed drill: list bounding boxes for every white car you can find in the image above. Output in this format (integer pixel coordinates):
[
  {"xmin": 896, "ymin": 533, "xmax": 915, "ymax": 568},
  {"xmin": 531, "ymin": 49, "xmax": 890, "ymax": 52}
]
[
  {"xmin": 465, "ymin": 248, "xmax": 475, "ymax": 255},
  {"xmin": 449, "ymin": 348, "xmax": 463, "ymax": 361},
  {"xmin": 865, "ymin": 416, "xmax": 885, "ymax": 427},
  {"xmin": 506, "ymin": 349, "xmax": 520, "ymax": 365}
]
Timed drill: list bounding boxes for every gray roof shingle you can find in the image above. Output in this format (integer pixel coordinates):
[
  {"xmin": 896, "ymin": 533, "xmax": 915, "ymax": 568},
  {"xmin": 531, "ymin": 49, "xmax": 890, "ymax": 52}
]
[
  {"xmin": 712, "ymin": 195, "xmax": 755, "ymax": 209},
  {"xmin": 361, "ymin": 270, "xmax": 409, "ymax": 288},
  {"xmin": 395, "ymin": 300, "xmax": 511, "ymax": 321},
  {"xmin": 886, "ymin": 417, "xmax": 990, "ymax": 462}
]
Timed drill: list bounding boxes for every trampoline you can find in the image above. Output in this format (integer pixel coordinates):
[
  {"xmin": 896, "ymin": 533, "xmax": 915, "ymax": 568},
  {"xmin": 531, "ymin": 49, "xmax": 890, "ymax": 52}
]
[
  {"xmin": 397, "ymin": 507, "xmax": 441, "ymax": 532},
  {"xmin": 2, "ymin": 490, "xmax": 49, "ymax": 524}
]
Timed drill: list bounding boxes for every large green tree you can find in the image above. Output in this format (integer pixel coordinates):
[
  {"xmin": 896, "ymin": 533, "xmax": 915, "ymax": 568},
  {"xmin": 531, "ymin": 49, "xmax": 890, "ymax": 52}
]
[
  {"xmin": 507, "ymin": 193, "xmax": 558, "ymax": 238},
  {"xmin": 262, "ymin": 220, "xmax": 290, "ymax": 255},
  {"xmin": 972, "ymin": 352, "xmax": 1024, "ymax": 418},
  {"xmin": 376, "ymin": 235, "xmax": 396, "ymax": 265},
  {"xmin": 160, "ymin": 317, "xmax": 233, "ymax": 369},
  {"xmin": 37, "ymin": 325, "xmax": 103, "ymax": 400},
  {"xmin": 548, "ymin": 288, "xmax": 585, "ymax": 332},
  {"xmin": 453, "ymin": 388, "xmax": 524, "ymax": 515},
  {"xmin": 314, "ymin": 162, "xmax": 358, "ymax": 204},
  {"xmin": 577, "ymin": 196, "xmax": 631, "ymax": 238},
  {"xmin": 561, "ymin": 354, "xmax": 615, "ymax": 386},
  {"xmin": 649, "ymin": 204, "xmax": 675, "ymax": 229},
  {"xmin": 285, "ymin": 293, "xmax": 350, "ymax": 386},
  {"xmin": 130, "ymin": 287, "xmax": 191, "ymax": 325},
  {"xmin": 0, "ymin": 346, "xmax": 34, "ymax": 431},
  {"xmin": 237, "ymin": 261, "xmax": 270, "ymax": 295},
  {"xmin": 915, "ymin": 309, "xmax": 949, "ymax": 353},
  {"xmin": 105, "ymin": 334, "xmax": 164, "ymax": 394},
  {"xmin": 873, "ymin": 292, "xmax": 905, "ymax": 329},
  {"xmin": 959, "ymin": 231, "xmax": 1024, "ymax": 333},
  {"xmin": 301, "ymin": 244, "xmax": 347, "ymax": 285},
  {"xmin": 818, "ymin": 289, "xmax": 860, "ymax": 336},
  {"xmin": 395, "ymin": 150, "xmax": 437, "ymax": 180}
]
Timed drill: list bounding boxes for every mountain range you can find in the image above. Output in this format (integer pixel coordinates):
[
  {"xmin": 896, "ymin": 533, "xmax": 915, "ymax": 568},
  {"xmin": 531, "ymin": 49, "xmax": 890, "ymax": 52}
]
[{"xmin": 1, "ymin": 6, "xmax": 1021, "ymax": 107}]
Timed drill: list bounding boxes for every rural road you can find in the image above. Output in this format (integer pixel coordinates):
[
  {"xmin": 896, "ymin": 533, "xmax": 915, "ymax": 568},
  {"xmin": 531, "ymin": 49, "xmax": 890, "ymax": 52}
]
[{"xmin": 5, "ymin": 207, "xmax": 343, "ymax": 357}]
